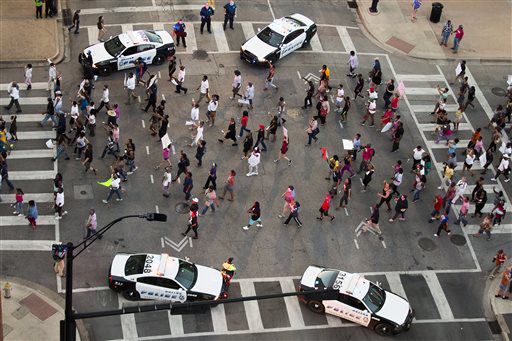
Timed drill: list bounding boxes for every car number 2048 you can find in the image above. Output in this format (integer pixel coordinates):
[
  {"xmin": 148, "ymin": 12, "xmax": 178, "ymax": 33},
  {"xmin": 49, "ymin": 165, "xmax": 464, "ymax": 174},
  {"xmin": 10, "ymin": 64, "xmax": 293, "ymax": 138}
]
[
  {"xmin": 332, "ymin": 272, "xmax": 346, "ymax": 290},
  {"xmin": 143, "ymin": 255, "xmax": 154, "ymax": 273}
]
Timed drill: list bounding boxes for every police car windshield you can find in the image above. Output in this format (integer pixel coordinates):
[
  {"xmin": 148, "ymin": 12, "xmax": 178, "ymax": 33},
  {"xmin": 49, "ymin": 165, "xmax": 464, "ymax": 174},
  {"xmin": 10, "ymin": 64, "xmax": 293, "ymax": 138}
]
[
  {"xmin": 104, "ymin": 37, "xmax": 126, "ymax": 57},
  {"xmin": 257, "ymin": 27, "xmax": 284, "ymax": 48},
  {"xmin": 124, "ymin": 255, "xmax": 146, "ymax": 275},
  {"xmin": 144, "ymin": 31, "xmax": 163, "ymax": 44},
  {"xmin": 315, "ymin": 270, "xmax": 339, "ymax": 289},
  {"xmin": 175, "ymin": 260, "xmax": 197, "ymax": 289},
  {"xmin": 362, "ymin": 283, "xmax": 386, "ymax": 313}
]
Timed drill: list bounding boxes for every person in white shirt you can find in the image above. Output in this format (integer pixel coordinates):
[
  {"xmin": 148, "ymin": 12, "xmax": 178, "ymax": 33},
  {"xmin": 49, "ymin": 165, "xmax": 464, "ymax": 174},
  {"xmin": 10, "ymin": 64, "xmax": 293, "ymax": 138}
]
[
  {"xmin": 196, "ymin": 75, "xmax": 210, "ymax": 104},
  {"xmin": 206, "ymin": 95, "xmax": 219, "ymax": 127},
  {"xmin": 54, "ymin": 187, "xmax": 68, "ymax": 219},
  {"xmin": 241, "ymin": 82, "xmax": 254, "ymax": 109},
  {"xmin": 124, "ymin": 72, "xmax": 137, "ymax": 104},
  {"xmin": 69, "ymin": 100, "xmax": 80, "ymax": 131},
  {"xmin": 451, "ymin": 177, "xmax": 467, "ymax": 204},
  {"xmin": 411, "ymin": 145, "xmax": 426, "ymax": 170},
  {"xmin": 47, "ymin": 62, "xmax": 57, "ymax": 91},
  {"xmin": 335, "ymin": 84, "xmax": 345, "ymax": 112},
  {"xmin": 347, "ymin": 50, "xmax": 358, "ymax": 77},
  {"xmin": 461, "ymin": 148, "xmax": 475, "ymax": 177},
  {"xmin": 230, "ymin": 69, "xmax": 242, "ymax": 99},
  {"xmin": 190, "ymin": 100, "xmax": 200, "ymax": 128},
  {"xmin": 4, "ymin": 82, "xmax": 22, "ymax": 113},
  {"xmin": 175, "ymin": 65, "xmax": 188, "ymax": 94},
  {"xmin": 102, "ymin": 173, "xmax": 123, "ymax": 203},
  {"xmin": 97, "ymin": 84, "xmax": 111, "ymax": 112},
  {"xmin": 368, "ymin": 87, "xmax": 378, "ymax": 101},
  {"xmin": 190, "ymin": 121, "xmax": 205, "ymax": 146},
  {"xmin": 162, "ymin": 167, "xmax": 173, "ymax": 197},
  {"xmin": 25, "ymin": 64, "xmax": 33, "ymax": 90},
  {"xmin": 247, "ymin": 147, "xmax": 261, "ymax": 176},
  {"xmin": 360, "ymin": 98, "xmax": 376, "ymax": 127},
  {"xmin": 492, "ymin": 154, "xmax": 511, "ymax": 182}
]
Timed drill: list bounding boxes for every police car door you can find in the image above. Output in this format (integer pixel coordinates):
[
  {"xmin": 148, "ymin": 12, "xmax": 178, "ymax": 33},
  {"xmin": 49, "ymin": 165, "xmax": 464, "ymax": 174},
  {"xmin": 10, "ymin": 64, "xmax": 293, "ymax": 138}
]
[
  {"xmin": 279, "ymin": 29, "xmax": 305, "ymax": 58},
  {"xmin": 324, "ymin": 293, "xmax": 371, "ymax": 327},
  {"xmin": 117, "ymin": 46, "xmax": 139, "ymax": 70},
  {"xmin": 136, "ymin": 277, "xmax": 186, "ymax": 302}
]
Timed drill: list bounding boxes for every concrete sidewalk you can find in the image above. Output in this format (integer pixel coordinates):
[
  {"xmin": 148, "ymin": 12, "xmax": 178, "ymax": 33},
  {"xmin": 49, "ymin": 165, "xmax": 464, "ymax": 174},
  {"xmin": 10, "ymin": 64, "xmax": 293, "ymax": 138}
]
[
  {"xmin": 1, "ymin": 276, "xmax": 85, "ymax": 340},
  {"xmin": 356, "ymin": 0, "xmax": 512, "ymax": 61},
  {"xmin": 488, "ymin": 260, "xmax": 512, "ymax": 341}
]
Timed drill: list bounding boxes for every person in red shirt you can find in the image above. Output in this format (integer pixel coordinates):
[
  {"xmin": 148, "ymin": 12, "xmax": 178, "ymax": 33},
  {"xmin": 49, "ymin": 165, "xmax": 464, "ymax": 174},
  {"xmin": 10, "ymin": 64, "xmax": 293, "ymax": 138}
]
[
  {"xmin": 452, "ymin": 24, "xmax": 464, "ymax": 53},
  {"xmin": 490, "ymin": 249, "xmax": 507, "ymax": 279},
  {"xmin": 380, "ymin": 108, "xmax": 393, "ymax": 129},
  {"xmin": 357, "ymin": 144, "xmax": 375, "ymax": 173},
  {"xmin": 273, "ymin": 135, "xmax": 292, "ymax": 166},
  {"xmin": 317, "ymin": 192, "xmax": 335, "ymax": 221},
  {"xmin": 239, "ymin": 110, "xmax": 251, "ymax": 137},
  {"xmin": 428, "ymin": 194, "xmax": 444, "ymax": 222},
  {"xmin": 390, "ymin": 93, "xmax": 400, "ymax": 113}
]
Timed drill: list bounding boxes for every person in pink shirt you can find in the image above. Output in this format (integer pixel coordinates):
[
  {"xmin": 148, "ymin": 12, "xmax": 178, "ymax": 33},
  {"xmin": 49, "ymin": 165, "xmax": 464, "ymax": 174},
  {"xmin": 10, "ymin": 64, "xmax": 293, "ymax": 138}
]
[
  {"xmin": 454, "ymin": 196, "xmax": 469, "ymax": 226},
  {"xmin": 155, "ymin": 144, "xmax": 172, "ymax": 170},
  {"xmin": 452, "ymin": 24, "xmax": 464, "ymax": 53}
]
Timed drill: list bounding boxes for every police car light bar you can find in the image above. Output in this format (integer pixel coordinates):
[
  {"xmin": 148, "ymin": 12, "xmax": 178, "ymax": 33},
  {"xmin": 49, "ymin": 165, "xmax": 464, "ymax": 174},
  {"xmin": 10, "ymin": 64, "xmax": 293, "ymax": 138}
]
[
  {"xmin": 343, "ymin": 274, "xmax": 362, "ymax": 295},
  {"xmin": 157, "ymin": 254, "xmax": 169, "ymax": 276}
]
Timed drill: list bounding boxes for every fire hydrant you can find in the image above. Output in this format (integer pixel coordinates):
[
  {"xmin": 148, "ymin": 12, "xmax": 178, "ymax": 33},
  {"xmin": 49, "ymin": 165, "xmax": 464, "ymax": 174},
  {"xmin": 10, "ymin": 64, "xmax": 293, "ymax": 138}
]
[{"xmin": 3, "ymin": 282, "xmax": 12, "ymax": 299}]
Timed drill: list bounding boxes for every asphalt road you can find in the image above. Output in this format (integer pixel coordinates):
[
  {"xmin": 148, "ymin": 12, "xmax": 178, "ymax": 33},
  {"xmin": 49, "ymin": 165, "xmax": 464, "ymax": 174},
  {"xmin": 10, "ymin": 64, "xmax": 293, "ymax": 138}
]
[{"xmin": 0, "ymin": 0, "xmax": 510, "ymax": 340}]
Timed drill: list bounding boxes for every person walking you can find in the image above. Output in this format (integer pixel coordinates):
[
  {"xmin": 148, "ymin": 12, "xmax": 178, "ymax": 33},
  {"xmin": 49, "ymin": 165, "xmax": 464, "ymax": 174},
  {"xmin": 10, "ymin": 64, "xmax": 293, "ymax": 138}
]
[
  {"xmin": 218, "ymin": 118, "xmax": 238, "ymax": 146},
  {"xmin": 264, "ymin": 61, "xmax": 278, "ymax": 90},
  {"xmin": 267, "ymin": 116, "xmax": 278, "ymax": 142},
  {"xmin": 52, "ymin": 134, "xmax": 70, "ymax": 161},
  {"xmin": 301, "ymin": 80, "xmax": 315, "ymax": 109},
  {"xmin": 84, "ymin": 208, "xmax": 101, "ymax": 241},
  {"xmin": 196, "ymin": 75, "xmax": 210, "ymax": 105},
  {"xmin": 495, "ymin": 267, "xmax": 511, "ymax": 299},
  {"xmin": 390, "ymin": 167, "xmax": 403, "ymax": 196},
  {"xmin": 223, "ymin": 1, "xmax": 237, "ymax": 30},
  {"xmin": 361, "ymin": 163, "xmax": 375, "ymax": 192},
  {"xmin": 353, "ymin": 74, "xmax": 365, "ymax": 100},
  {"xmin": 440, "ymin": 19, "xmax": 453, "ymax": 46},
  {"xmin": 195, "ymin": 140, "xmax": 207, "ymax": 167},
  {"xmin": 317, "ymin": 192, "xmax": 335, "ymax": 221},
  {"xmin": 274, "ymin": 135, "xmax": 292, "ymax": 166},
  {"xmin": 239, "ymin": 111, "xmax": 251, "ymax": 138},
  {"xmin": 190, "ymin": 121, "xmax": 205, "ymax": 147},
  {"xmin": 472, "ymin": 187, "xmax": 487, "ymax": 218},
  {"xmin": 199, "ymin": 3, "xmax": 215, "ymax": 34},
  {"xmin": 362, "ymin": 205, "xmax": 381, "ymax": 235},
  {"xmin": 26, "ymin": 200, "xmax": 38, "ymax": 229},
  {"xmin": 68, "ymin": 9, "xmax": 81, "ymax": 34},
  {"xmin": 411, "ymin": 0, "xmax": 422, "ymax": 22},
  {"xmin": 183, "ymin": 171, "xmax": 194, "ymax": 201},
  {"xmin": 455, "ymin": 196, "xmax": 470, "ymax": 227},
  {"xmin": 412, "ymin": 175, "xmax": 426, "ymax": 203},
  {"xmin": 241, "ymin": 133, "xmax": 254, "ymax": 159},
  {"xmin": 182, "ymin": 198, "xmax": 199, "ymax": 238},
  {"xmin": 434, "ymin": 213, "xmax": 451, "ymax": 237},
  {"xmin": 230, "ymin": 70, "xmax": 242, "ymax": 99},
  {"xmin": 102, "ymin": 173, "xmax": 122, "ymax": 203},
  {"xmin": 389, "ymin": 194, "xmax": 408, "ymax": 222},
  {"xmin": 162, "ymin": 167, "xmax": 172, "ymax": 197},
  {"xmin": 242, "ymin": 201, "xmax": 263, "ymax": 230},
  {"xmin": 173, "ymin": 19, "xmax": 187, "ymax": 48},
  {"xmin": 97, "ymin": 16, "xmax": 107, "ymax": 42},
  {"xmin": 283, "ymin": 200, "xmax": 302, "ymax": 227},
  {"xmin": 24, "ymin": 64, "xmax": 33, "ymax": 90},
  {"xmin": 305, "ymin": 117, "xmax": 319, "ymax": 146},
  {"xmin": 347, "ymin": 50, "xmax": 358, "ymax": 77},
  {"xmin": 219, "ymin": 170, "xmax": 236, "ymax": 201},
  {"xmin": 155, "ymin": 144, "xmax": 172, "ymax": 170},
  {"xmin": 205, "ymin": 95, "xmax": 219, "ymax": 127},
  {"xmin": 253, "ymin": 125, "xmax": 267, "ymax": 151},
  {"xmin": 204, "ymin": 162, "xmax": 217, "ymax": 190},
  {"xmin": 428, "ymin": 194, "xmax": 444, "ymax": 223},
  {"xmin": 124, "ymin": 72, "xmax": 138, "ymax": 104},
  {"xmin": 247, "ymin": 147, "xmax": 261, "ymax": 177},
  {"xmin": 175, "ymin": 65, "xmax": 188, "ymax": 94},
  {"xmin": 451, "ymin": 177, "xmax": 468, "ymax": 204},
  {"xmin": 336, "ymin": 178, "xmax": 352, "ymax": 210},
  {"xmin": 376, "ymin": 180, "xmax": 393, "ymax": 211},
  {"xmin": 240, "ymin": 82, "xmax": 254, "ymax": 109},
  {"xmin": 82, "ymin": 143, "xmax": 98, "ymax": 174},
  {"xmin": 489, "ymin": 250, "xmax": 507, "ymax": 279},
  {"xmin": 491, "ymin": 154, "xmax": 511, "ymax": 182},
  {"xmin": 200, "ymin": 186, "xmax": 220, "ymax": 216},
  {"xmin": 473, "ymin": 214, "xmax": 493, "ymax": 240},
  {"xmin": 54, "ymin": 187, "xmax": 67, "ymax": 219},
  {"xmin": 279, "ymin": 186, "xmax": 296, "ymax": 218},
  {"xmin": 360, "ymin": 98, "xmax": 376, "ymax": 127},
  {"xmin": 172, "ymin": 151, "xmax": 190, "ymax": 182},
  {"xmin": 12, "ymin": 188, "xmax": 24, "ymax": 216},
  {"xmin": 4, "ymin": 82, "xmax": 22, "ymax": 113},
  {"xmin": 35, "ymin": 0, "xmax": 43, "ymax": 18},
  {"xmin": 452, "ymin": 25, "xmax": 464, "ymax": 53}
]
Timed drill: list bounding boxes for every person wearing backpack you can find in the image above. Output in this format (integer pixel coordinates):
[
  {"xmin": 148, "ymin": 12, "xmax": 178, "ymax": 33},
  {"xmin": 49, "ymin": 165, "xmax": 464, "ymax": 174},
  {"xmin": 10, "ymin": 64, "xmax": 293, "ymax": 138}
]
[{"xmin": 283, "ymin": 200, "xmax": 302, "ymax": 227}]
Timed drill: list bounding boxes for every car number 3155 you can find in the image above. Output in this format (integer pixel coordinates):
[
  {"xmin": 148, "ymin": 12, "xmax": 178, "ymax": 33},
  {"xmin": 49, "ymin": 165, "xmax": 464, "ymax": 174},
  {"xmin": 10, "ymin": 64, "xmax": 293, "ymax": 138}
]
[
  {"xmin": 332, "ymin": 273, "xmax": 346, "ymax": 290},
  {"xmin": 143, "ymin": 255, "xmax": 154, "ymax": 273}
]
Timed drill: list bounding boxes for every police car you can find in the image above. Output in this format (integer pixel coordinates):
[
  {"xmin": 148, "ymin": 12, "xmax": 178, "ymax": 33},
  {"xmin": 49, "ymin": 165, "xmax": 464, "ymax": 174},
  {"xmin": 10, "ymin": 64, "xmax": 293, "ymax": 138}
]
[
  {"xmin": 109, "ymin": 253, "xmax": 224, "ymax": 302},
  {"xmin": 83, "ymin": 30, "xmax": 175, "ymax": 76},
  {"xmin": 298, "ymin": 266, "xmax": 414, "ymax": 336},
  {"xmin": 240, "ymin": 13, "xmax": 317, "ymax": 64}
]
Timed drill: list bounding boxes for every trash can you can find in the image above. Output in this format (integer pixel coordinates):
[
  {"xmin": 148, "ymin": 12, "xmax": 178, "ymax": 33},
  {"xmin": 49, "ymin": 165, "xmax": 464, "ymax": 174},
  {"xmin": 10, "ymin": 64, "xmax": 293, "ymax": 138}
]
[{"xmin": 430, "ymin": 2, "xmax": 443, "ymax": 23}]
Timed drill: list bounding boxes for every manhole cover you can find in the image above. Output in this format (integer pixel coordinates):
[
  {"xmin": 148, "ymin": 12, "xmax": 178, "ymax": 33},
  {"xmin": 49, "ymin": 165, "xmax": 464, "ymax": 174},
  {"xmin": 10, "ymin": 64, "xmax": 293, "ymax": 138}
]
[
  {"xmin": 450, "ymin": 234, "xmax": 467, "ymax": 246},
  {"xmin": 175, "ymin": 203, "xmax": 190, "ymax": 213},
  {"xmin": 491, "ymin": 87, "xmax": 507, "ymax": 97},
  {"xmin": 418, "ymin": 237, "xmax": 437, "ymax": 251},
  {"xmin": 192, "ymin": 50, "xmax": 208, "ymax": 60}
]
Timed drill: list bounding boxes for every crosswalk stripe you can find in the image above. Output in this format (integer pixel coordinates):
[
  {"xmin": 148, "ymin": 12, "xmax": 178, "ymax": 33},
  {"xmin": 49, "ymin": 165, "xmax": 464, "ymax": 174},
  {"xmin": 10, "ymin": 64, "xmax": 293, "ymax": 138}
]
[
  {"xmin": 418, "ymin": 123, "xmax": 472, "ymax": 130},
  {"xmin": 121, "ymin": 24, "xmax": 133, "ymax": 33},
  {"xmin": 279, "ymin": 278, "xmax": 305, "ymax": 328},
  {"xmin": 0, "ymin": 215, "xmax": 56, "ymax": 226},
  {"xmin": 0, "ymin": 240, "xmax": 56, "ymax": 251},
  {"xmin": 434, "ymin": 161, "xmax": 484, "ymax": 171},
  {"xmin": 454, "ymin": 202, "xmax": 512, "ymax": 212},
  {"xmin": 239, "ymin": 281, "xmax": 264, "ymax": 331},
  {"xmin": 17, "ymin": 130, "xmax": 55, "ymax": 139},
  {"xmin": 410, "ymin": 104, "xmax": 459, "ymax": 113},
  {"xmin": 153, "ymin": 23, "xmax": 164, "ymax": 31},
  {"xmin": 465, "ymin": 184, "xmax": 499, "ymax": 192},
  {"xmin": 9, "ymin": 170, "xmax": 56, "ymax": 180},
  {"xmin": 8, "ymin": 149, "xmax": 54, "ymax": 159},
  {"xmin": 0, "ymin": 97, "xmax": 48, "ymax": 106},
  {"xmin": 326, "ymin": 314, "xmax": 343, "ymax": 326},
  {"xmin": 423, "ymin": 273, "xmax": 454, "ymax": 320},
  {"xmin": 336, "ymin": 26, "xmax": 355, "ymax": 53},
  {"xmin": 15, "ymin": 114, "xmax": 45, "ymax": 123},
  {"xmin": 309, "ymin": 34, "xmax": 323, "ymax": 52},
  {"xmin": 425, "ymin": 140, "xmax": 470, "ymax": 149},
  {"xmin": 385, "ymin": 273, "xmax": 408, "ymax": 300},
  {"xmin": 405, "ymin": 87, "xmax": 441, "ymax": 96},
  {"xmin": 241, "ymin": 22, "xmax": 255, "ymax": 41},
  {"xmin": 186, "ymin": 23, "xmax": 198, "ymax": 53},
  {"xmin": 1, "ymin": 82, "xmax": 48, "ymax": 90},
  {"xmin": 79, "ymin": 4, "xmax": 201, "ymax": 15},
  {"xmin": 210, "ymin": 304, "xmax": 228, "ymax": 333},
  {"xmin": 396, "ymin": 74, "xmax": 445, "ymax": 82},
  {"xmin": 0, "ymin": 193, "xmax": 54, "ymax": 203},
  {"xmin": 118, "ymin": 297, "xmax": 138, "ymax": 340},
  {"xmin": 212, "ymin": 22, "xmax": 229, "ymax": 52},
  {"xmin": 87, "ymin": 26, "xmax": 100, "ymax": 46},
  {"xmin": 168, "ymin": 311, "xmax": 184, "ymax": 336},
  {"xmin": 465, "ymin": 224, "xmax": 512, "ymax": 234}
]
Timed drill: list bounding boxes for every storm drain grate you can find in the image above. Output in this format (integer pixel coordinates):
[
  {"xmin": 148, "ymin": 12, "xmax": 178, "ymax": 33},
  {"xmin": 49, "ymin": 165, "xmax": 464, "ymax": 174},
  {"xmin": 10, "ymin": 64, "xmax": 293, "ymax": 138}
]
[{"xmin": 347, "ymin": 1, "xmax": 358, "ymax": 9}]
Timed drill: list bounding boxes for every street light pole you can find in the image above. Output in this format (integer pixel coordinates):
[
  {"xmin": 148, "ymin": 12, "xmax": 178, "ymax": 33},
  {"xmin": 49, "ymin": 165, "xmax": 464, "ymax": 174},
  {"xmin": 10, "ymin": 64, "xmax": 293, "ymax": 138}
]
[{"xmin": 60, "ymin": 213, "xmax": 167, "ymax": 341}]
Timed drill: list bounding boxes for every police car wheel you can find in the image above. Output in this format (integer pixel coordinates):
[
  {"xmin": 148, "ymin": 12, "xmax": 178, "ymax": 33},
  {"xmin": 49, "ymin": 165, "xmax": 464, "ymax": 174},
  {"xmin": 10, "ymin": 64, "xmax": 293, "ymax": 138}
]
[
  {"xmin": 307, "ymin": 300, "xmax": 325, "ymax": 314},
  {"xmin": 152, "ymin": 54, "xmax": 165, "ymax": 66},
  {"xmin": 98, "ymin": 65, "xmax": 112, "ymax": 77},
  {"xmin": 374, "ymin": 323, "xmax": 393, "ymax": 336},
  {"xmin": 122, "ymin": 289, "xmax": 140, "ymax": 301}
]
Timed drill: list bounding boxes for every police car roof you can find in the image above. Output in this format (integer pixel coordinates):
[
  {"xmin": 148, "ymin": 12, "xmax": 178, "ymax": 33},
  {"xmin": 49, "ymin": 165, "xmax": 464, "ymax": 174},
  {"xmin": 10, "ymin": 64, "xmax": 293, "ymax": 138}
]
[
  {"xmin": 337, "ymin": 271, "xmax": 370, "ymax": 300},
  {"xmin": 268, "ymin": 16, "xmax": 306, "ymax": 36},
  {"xmin": 119, "ymin": 30, "xmax": 152, "ymax": 46},
  {"xmin": 155, "ymin": 253, "xmax": 180, "ymax": 279}
]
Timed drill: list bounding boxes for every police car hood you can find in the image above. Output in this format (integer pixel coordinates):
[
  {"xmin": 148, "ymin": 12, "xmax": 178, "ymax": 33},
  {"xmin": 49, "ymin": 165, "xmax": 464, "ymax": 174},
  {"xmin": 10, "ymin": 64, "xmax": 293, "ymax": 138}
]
[
  {"xmin": 84, "ymin": 44, "xmax": 113, "ymax": 65},
  {"xmin": 242, "ymin": 36, "xmax": 277, "ymax": 60},
  {"xmin": 191, "ymin": 265, "xmax": 223, "ymax": 296},
  {"xmin": 376, "ymin": 291, "xmax": 410, "ymax": 325}
]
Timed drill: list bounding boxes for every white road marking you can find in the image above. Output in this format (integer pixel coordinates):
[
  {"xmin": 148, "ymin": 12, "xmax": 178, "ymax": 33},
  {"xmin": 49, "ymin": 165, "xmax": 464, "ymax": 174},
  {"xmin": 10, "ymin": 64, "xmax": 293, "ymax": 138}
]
[
  {"xmin": 326, "ymin": 314, "xmax": 343, "ymax": 327},
  {"xmin": 0, "ymin": 82, "xmax": 48, "ymax": 90},
  {"xmin": 418, "ymin": 122, "xmax": 472, "ymax": 130},
  {"xmin": 186, "ymin": 23, "xmax": 198, "ymax": 53},
  {"xmin": 146, "ymin": 146, "xmax": 150, "ymax": 155},
  {"xmin": 385, "ymin": 273, "xmax": 408, "ymax": 300},
  {"xmin": 13, "ymin": 114, "xmax": 44, "ymax": 122},
  {"xmin": 309, "ymin": 34, "xmax": 323, "ymax": 52},
  {"xmin": 138, "ymin": 96, "xmax": 141, "ymax": 103},
  {"xmin": 168, "ymin": 311, "xmax": 184, "ymax": 336},
  {"xmin": 210, "ymin": 304, "xmax": 228, "ymax": 332},
  {"xmin": 404, "ymin": 87, "xmax": 441, "ymax": 96},
  {"xmin": 150, "ymin": 174, "xmax": 154, "ymax": 184},
  {"xmin": 141, "ymin": 119, "xmax": 146, "ymax": 128},
  {"xmin": 0, "ymin": 240, "xmax": 56, "ymax": 251},
  {"xmin": 296, "ymin": 71, "xmax": 301, "ymax": 79},
  {"xmin": 177, "ymin": 178, "xmax": 181, "ymax": 184},
  {"xmin": 266, "ymin": 0, "xmax": 276, "ymax": 19},
  {"xmin": 161, "ymin": 237, "xmax": 164, "ymax": 248},
  {"xmin": 434, "ymin": 161, "xmax": 485, "ymax": 171},
  {"xmin": 87, "ymin": 26, "xmax": 99, "ymax": 45},
  {"xmin": 79, "ymin": 5, "xmax": 202, "ymax": 15},
  {"xmin": 212, "ymin": 22, "xmax": 230, "ymax": 53},
  {"xmin": 381, "ymin": 240, "xmax": 387, "ymax": 248},
  {"xmin": 8, "ymin": 149, "xmax": 54, "ymax": 159},
  {"xmin": 9, "ymin": 170, "xmax": 56, "ymax": 180},
  {"xmin": 161, "ymin": 94, "xmax": 165, "ymax": 101},
  {"xmin": 410, "ymin": 104, "xmax": 459, "ymax": 113},
  {"xmin": 241, "ymin": 22, "xmax": 255, "ymax": 40},
  {"xmin": 153, "ymin": 22, "xmax": 164, "ymax": 31},
  {"xmin": 336, "ymin": 26, "xmax": 355, "ymax": 53},
  {"xmin": 188, "ymin": 237, "xmax": 193, "ymax": 248},
  {"xmin": 454, "ymin": 202, "xmax": 512, "ymax": 212},
  {"xmin": 0, "ymin": 97, "xmax": 48, "ymax": 105},
  {"xmin": 118, "ymin": 296, "xmax": 139, "ymax": 340},
  {"xmin": 239, "ymin": 281, "xmax": 264, "ymax": 331},
  {"xmin": 279, "ymin": 278, "xmax": 305, "ymax": 328},
  {"xmin": 465, "ymin": 224, "xmax": 512, "ymax": 234},
  {"xmin": 425, "ymin": 140, "xmax": 470, "ymax": 149},
  {"xmin": 171, "ymin": 145, "xmax": 176, "ymax": 155},
  {"xmin": 353, "ymin": 239, "xmax": 359, "ymax": 249},
  {"xmin": 155, "ymin": 205, "xmax": 159, "ymax": 213},
  {"xmin": 423, "ymin": 273, "xmax": 454, "ymax": 320},
  {"xmin": 121, "ymin": 24, "xmax": 133, "ymax": 33},
  {"xmin": 338, "ymin": 120, "xmax": 344, "ymax": 129},
  {"xmin": 17, "ymin": 130, "xmax": 56, "ymax": 140},
  {"xmin": 0, "ymin": 215, "xmax": 55, "ymax": 226},
  {"xmin": 0, "ymin": 193, "xmax": 53, "ymax": 203},
  {"xmin": 344, "ymin": 208, "xmax": 349, "ymax": 216},
  {"xmin": 396, "ymin": 74, "xmax": 445, "ymax": 82}
]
